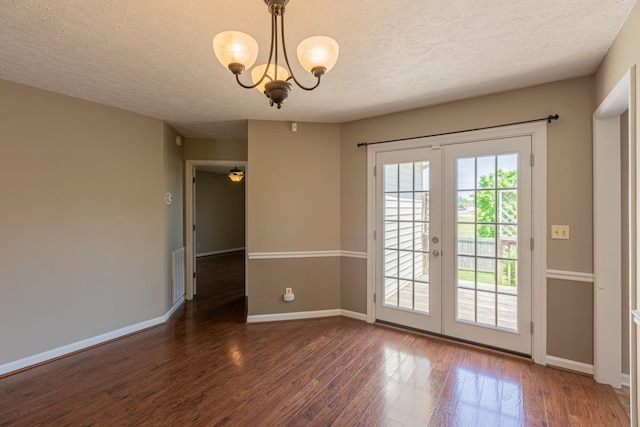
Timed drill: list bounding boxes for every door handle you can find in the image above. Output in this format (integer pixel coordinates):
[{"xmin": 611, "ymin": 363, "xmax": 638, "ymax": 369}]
[{"xmin": 431, "ymin": 250, "xmax": 440, "ymax": 257}]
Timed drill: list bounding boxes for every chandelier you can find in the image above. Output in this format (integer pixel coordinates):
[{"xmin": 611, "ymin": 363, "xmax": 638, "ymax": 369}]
[{"xmin": 212, "ymin": 0, "xmax": 339, "ymax": 109}]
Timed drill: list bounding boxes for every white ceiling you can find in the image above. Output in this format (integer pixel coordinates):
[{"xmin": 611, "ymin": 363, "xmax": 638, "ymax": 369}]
[{"xmin": 0, "ymin": 0, "xmax": 636, "ymax": 140}]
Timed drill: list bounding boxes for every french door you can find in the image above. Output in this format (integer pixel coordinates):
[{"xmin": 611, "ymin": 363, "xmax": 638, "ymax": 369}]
[{"xmin": 375, "ymin": 136, "xmax": 532, "ymax": 355}]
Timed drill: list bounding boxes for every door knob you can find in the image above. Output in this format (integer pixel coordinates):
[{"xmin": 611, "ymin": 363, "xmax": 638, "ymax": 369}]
[{"xmin": 431, "ymin": 250, "xmax": 440, "ymax": 257}]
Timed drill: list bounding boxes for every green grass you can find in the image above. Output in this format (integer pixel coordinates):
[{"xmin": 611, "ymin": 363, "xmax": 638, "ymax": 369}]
[{"xmin": 458, "ymin": 269, "xmax": 494, "ymax": 284}]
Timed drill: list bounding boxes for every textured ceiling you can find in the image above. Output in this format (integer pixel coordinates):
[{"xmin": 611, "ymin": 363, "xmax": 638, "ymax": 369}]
[{"xmin": 0, "ymin": 0, "xmax": 636, "ymax": 139}]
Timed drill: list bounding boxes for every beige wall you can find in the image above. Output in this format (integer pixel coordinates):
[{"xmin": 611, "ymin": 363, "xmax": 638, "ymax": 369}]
[
  {"xmin": 0, "ymin": 79, "xmax": 168, "ymax": 364},
  {"xmin": 249, "ymin": 258, "xmax": 340, "ymax": 315},
  {"xmin": 341, "ymin": 257, "xmax": 367, "ymax": 314},
  {"xmin": 340, "ymin": 76, "xmax": 595, "ymax": 362},
  {"xmin": 247, "ymin": 120, "xmax": 341, "ymax": 316},
  {"xmin": 247, "ymin": 121, "xmax": 341, "ymax": 253},
  {"xmin": 163, "ymin": 123, "xmax": 184, "ymax": 310},
  {"xmin": 184, "ymin": 138, "xmax": 247, "ymax": 161},
  {"xmin": 547, "ymin": 279, "xmax": 594, "ymax": 363},
  {"xmin": 195, "ymin": 170, "xmax": 245, "ymax": 254}
]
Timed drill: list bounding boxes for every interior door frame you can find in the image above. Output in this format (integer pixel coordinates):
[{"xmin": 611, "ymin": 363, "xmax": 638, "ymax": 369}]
[
  {"xmin": 366, "ymin": 121, "xmax": 548, "ymax": 364},
  {"xmin": 185, "ymin": 159, "xmax": 248, "ymax": 300},
  {"xmin": 592, "ymin": 67, "xmax": 634, "ymax": 394}
]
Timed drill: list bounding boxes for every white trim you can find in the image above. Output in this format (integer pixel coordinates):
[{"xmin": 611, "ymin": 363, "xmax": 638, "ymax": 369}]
[
  {"xmin": 196, "ymin": 247, "xmax": 245, "ymax": 258},
  {"xmin": 546, "ymin": 355, "xmax": 594, "ymax": 375},
  {"xmin": 531, "ymin": 122, "xmax": 548, "ymax": 366},
  {"xmin": 0, "ymin": 298, "xmax": 184, "ymax": 377},
  {"xmin": 546, "ymin": 269, "xmax": 595, "ymax": 283},
  {"xmin": 247, "ymin": 250, "xmax": 368, "ymax": 260},
  {"xmin": 246, "ymin": 309, "xmax": 342, "ymax": 323},
  {"xmin": 366, "ymin": 121, "xmax": 548, "ymax": 364},
  {"xmin": 366, "ymin": 146, "xmax": 377, "ymax": 324},
  {"xmin": 632, "ymin": 309, "xmax": 640, "ymax": 326},
  {"xmin": 341, "ymin": 310, "xmax": 367, "ymax": 321},
  {"xmin": 249, "ymin": 250, "xmax": 340, "ymax": 259},
  {"xmin": 166, "ymin": 297, "xmax": 185, "ymax": 319},
  {"xmin": 340, "ymin": 251, "xmax": 368, "ymax": 259},
  {"xmin": 623, "ymin": 373, "xmax": 631, "ymax": 388},
  {"xmin": 592, "ymin": 69, "xmax": 632, "ymax": 388},
  {"xmin": 185, "ymin": 160, "xmax": 248, "ymax": 300}
]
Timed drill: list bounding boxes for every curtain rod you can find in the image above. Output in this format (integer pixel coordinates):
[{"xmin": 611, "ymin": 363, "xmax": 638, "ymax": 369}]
[{"xmin": 356, "ymin": 114, "xmax": 559, "ymax": 148}]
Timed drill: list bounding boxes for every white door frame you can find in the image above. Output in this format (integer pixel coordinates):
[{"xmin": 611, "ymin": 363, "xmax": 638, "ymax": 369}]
[
  {"xmin": 593, "ymin": 68, "xmax": 634, "ymax": 392},
  {"xmin": 185, "ymin": 159, "xmax": 248, "ymax": 300},
  {"xmin": 366, "ymin": 121, "xmax": 548, "ymax": 364}
]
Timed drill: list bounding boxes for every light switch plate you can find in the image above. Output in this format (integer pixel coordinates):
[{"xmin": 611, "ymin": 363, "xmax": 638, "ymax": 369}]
[{"xmin": 551, "ymin": 225, "xmax": 570, "ymax": 240}]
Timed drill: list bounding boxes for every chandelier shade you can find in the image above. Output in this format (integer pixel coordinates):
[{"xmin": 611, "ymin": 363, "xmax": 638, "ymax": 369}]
[
  {"xmin": 212, "ymin": 31, "xmax": 259, "ymax": 70},
  {"xmin": 212, "ymin": 0, "xmax": 339, "ymax": 108},
  {"xmin": 296, "ymin": 36, "xmax": 339, "ymax": 75}
]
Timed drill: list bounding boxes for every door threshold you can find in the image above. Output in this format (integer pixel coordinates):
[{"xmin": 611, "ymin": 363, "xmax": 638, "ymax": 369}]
[{"xmin": 375, "ymin": 319, "xmax": 531, "ymax": 360}]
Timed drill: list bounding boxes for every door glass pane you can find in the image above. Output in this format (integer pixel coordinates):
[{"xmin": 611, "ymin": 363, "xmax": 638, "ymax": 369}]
[
  {"xmin": 497, "ymin": 154, "xmax": 518, "ymax": 188},
  {"xmin": 457, "ymin": 289, "xmax": 475, "ymax": 322},
  {"xmin": 414, "ymin": 192, "xmax": 428, "ymax": 221},
  {"xmin": 415, "ymin": 281, "xmax": 429, "ymax": 313},
  {"xmin": 477, "ymin": 291, "xmax": 496, "ymax": 326},
  {"xmin": 458, "ymin": 224, "xmax": 475, "ymax": 255},
  {"xmin": 414, "ymin": 223, "xmax": 428, "ymax": 252},
  {"xmin": 384, "ymin": 249, "xmax": 398, "ymax": 276},
  {"xmin": 384, "ymin": 194, "xmax": 398, "ymax": 220},
  {"xmin": 382, "ymin": 159, "xmax": 432, "ymax": 314},
  {"xmin": 457, "ymin": 158, "xmax": 475, "ymax": 190},
  {"xmin": 497, "ymin": 294, "xmax": 517, "ymax": 329},
  {"xmin": 399, "ymin": 163, "xmax": 413, "ymax": 192},
  {"xmin": 414, "ymin": 252, "xmax": 428, "ymax": 281},
  {"xmin": 457, "ymin": 191, "xmax": 475, "ymax": 223},
  {"xmin": 455, "ymin": 153, "xmax": 519, "ymax": 332},
  {"xmin": 477, "ymin": 156, "xmax": 496, "ymax": 189},
  {"xmin": 385, "ymin": 221, "xmax": 398, "ymax": 249},
  {"xmin": 385, "ymin": 164, "xmax": 398, "ymax": 192},
  {"xmin": 398, "ymin": 280, "xmax": 414, "ymax": 310},
  {"xmin": 414, "ymin": 162, "xmax": 429, "ymax": 191},
  {"xmin": 399, "ymin": 194, "xmax": 413, "ymax": 221},
  {"xmin": 385, "ymin": 277, "xmax": 398, "ymax": 305}
]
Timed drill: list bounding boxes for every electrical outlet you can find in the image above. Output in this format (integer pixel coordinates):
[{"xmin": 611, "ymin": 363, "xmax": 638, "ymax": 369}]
[
  {"xmin": 285, "ymin": 288, "xmax": 292, "ymax": 294},
  {"xmin": 551, "ymin": 225, "xmax": 570, "ymax": 240}
]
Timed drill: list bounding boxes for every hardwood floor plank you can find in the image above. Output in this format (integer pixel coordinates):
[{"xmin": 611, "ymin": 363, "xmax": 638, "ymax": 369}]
[{"xmin": 0, "ymin": 251, "xmax": 629, "ymax": 426}]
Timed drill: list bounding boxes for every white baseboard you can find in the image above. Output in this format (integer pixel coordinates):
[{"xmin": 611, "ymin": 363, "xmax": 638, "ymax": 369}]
[
  {"xmin": 621, "ymin": 373, "xmax": 630, "ymax": 387},
  {"xmin": 0, "ymin": 298, "xmax": 185, "ymax": 377},
  {"xmin": 546, "ymin": 355, "xmax": 594, "ymax": 375},
  {"xmin": 247, "ymin": 309, "xmax": 342, "ymax": 323},
  {"xmin": 196, "ymin": 247, "xmax": 245, "ymax": 257},
  {"xmin": 341, "ymin": 309, "xmax": 367, "ymax": 321},
  {"xmin": 246, "ymin": 308, "xmax": 368, "ymax": 323}
]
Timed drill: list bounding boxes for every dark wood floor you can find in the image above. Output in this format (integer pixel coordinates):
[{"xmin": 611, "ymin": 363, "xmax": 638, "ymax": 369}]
[{"xmin": 0, "ymin": 251, "xmax": 629, "ymax": 426}]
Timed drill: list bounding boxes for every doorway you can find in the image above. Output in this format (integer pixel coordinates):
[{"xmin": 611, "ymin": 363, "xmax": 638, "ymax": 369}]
[
  {"xmin": 366, "ymin": 122, "xmax": 548, "ymax": 362},
  {"xmin": 375, "ymin": 136, "xmax": 532, "ymax": 354},
  {"xmin": 185, "ymin": 160, "xmax": 248, "ymax": 301}
]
